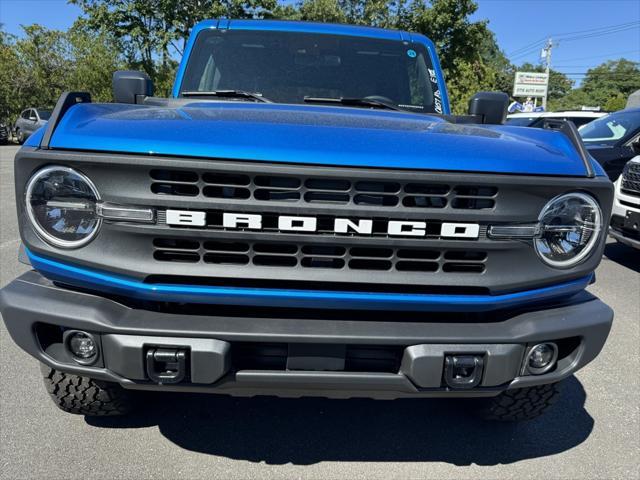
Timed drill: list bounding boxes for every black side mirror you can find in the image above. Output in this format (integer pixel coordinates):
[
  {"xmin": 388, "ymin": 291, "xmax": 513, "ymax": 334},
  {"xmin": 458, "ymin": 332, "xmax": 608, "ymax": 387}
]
[
  {"xmin": 468, "ymin": 92, "xmax": 509, "ymax": 125},
  {"xmin": 112, "ymin": 70, "xmax": 154, "ymax": 104}
]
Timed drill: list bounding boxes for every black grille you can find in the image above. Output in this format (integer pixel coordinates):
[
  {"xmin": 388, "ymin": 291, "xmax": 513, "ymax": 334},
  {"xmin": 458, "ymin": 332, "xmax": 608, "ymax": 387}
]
[
  {"xmin": 153, "ymin": 238, "xmax": 487, "ymax": 274},
  {"xmin": 150, "ymin": 169, "xmax": 497, "ymax": 210},
  {"xmin": 621, "ymin": 162, "xmax": 640, "ymax": 197}
]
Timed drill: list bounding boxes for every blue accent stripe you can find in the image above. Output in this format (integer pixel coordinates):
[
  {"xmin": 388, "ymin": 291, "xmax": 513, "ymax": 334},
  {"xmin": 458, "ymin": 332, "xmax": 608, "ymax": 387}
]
[{"xmin": 26, "ymin": 249, "xmax": 591, "ymax": 312}]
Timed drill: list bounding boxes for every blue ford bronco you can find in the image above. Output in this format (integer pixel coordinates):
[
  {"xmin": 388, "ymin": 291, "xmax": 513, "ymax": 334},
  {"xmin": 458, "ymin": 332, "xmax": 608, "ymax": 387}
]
[{"xmin": 0, "ymin": 20, "xmax": 614, "ymax": 421}]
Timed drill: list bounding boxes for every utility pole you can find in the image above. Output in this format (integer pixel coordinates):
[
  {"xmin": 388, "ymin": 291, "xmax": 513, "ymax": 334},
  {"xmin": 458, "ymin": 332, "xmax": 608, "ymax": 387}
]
[{"xmin": 541, "ymin": 38, "xmax": 553, "ymax": 110}]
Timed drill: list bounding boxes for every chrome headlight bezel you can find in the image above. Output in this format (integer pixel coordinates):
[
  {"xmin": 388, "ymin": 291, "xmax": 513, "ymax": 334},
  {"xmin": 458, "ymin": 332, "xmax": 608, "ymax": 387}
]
[
  {"xmin": 25, "ymin": 166, "xmax": 102, "ymax": 249},
  {"xmin": 534, "ymin": 192, "xmax": 603, "ymax": 269}
]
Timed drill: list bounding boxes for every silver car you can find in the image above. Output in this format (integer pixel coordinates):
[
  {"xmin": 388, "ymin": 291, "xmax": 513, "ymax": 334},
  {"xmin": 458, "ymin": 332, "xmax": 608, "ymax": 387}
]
[{"xmin": 14, "ymin": 108, "xmax": 51, "ymax": 144}]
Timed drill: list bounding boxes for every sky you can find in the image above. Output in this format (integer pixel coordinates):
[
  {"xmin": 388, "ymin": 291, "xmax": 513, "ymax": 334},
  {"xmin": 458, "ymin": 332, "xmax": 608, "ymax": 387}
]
[{"xmin": 1, "ymin": 0, "xmax": 639, "ymax": 87}]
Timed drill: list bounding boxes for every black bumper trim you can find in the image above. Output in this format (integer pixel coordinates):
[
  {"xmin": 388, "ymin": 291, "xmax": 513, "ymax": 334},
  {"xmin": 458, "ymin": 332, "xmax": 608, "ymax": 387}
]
[{"xmin": 1, "ymin": 271, "xmax": 613, "ymax": 398}]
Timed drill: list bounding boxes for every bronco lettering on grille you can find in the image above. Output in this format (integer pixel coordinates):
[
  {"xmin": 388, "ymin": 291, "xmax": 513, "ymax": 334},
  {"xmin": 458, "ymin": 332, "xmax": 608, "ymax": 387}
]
[{"xmin": 166, "ymin": 210, "xmax": 480, "ymax": 238}]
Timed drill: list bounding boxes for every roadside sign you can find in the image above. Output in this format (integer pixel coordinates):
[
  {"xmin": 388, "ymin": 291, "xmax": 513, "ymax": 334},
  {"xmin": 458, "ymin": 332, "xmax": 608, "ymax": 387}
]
[{"xmin": 513, "ymin": 71, "xmax": 549, "ymax": 98}]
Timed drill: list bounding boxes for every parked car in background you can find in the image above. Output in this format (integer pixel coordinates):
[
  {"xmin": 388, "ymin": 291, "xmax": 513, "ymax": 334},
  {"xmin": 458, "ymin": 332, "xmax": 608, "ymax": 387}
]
[
  {"xmin": 13, "ymin": 108, "xmax": 51, "ymax": 144},
  {"xmin": 627, "ymin": 89, "xmax": 640, "ymax": 109},
  {"xmin": 580, "ymin": 108, "xmax": 640, "ymax": 181},
  {"xmin": 0, "ymin": 120, "xmax": 9, "ymax": 145},
  {"xmin": 506, "ymin": 110, "xmax": 606, "ymax": 128},
  {"xmin": 610, "ymin": 156, "xmax": 640, "ymax": 249}
]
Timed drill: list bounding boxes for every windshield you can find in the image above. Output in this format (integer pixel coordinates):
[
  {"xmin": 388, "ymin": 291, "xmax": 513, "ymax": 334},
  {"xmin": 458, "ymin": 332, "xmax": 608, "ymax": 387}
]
[
  {"xmin": 37, "ymin": 110, "xmax": 51, "ymax": 120},
  {"xmin": 180, "ymin": 29, "xmax": 443, "ymax": 114},
  {"xmin": 579, "ymin": 110, "xmax": 640, "ymax": 146}
]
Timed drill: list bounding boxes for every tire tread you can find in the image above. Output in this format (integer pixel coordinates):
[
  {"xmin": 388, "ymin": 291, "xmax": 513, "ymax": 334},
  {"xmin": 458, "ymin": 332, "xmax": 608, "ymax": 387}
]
[
  {"xmin": 41, "ymin": 365, "xmax": 132, "ymax": 416},
  {"xmin": 480, "ymin": 383, "xmax": 560, "ymax": 421}
]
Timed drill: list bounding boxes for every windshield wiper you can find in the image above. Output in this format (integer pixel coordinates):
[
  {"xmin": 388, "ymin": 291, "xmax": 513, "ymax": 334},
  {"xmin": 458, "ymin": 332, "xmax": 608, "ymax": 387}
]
[
  {"xmin": 181, "ymin": 90, "xmax": 272, "ymax": 103},
  {"xmin": 303, "ymin": 96, "xmax": 405, "ymax": 112}
]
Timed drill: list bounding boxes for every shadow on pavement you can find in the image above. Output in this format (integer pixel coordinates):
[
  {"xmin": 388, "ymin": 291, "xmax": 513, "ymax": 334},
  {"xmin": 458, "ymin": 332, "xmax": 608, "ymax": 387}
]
[
  {"xmin": 87, "ymin": 375, "xmax": 593, "ymax": 466},
  {"xmin": 604, "ymin": 241, "xmax": 640, "ymax": 273}
]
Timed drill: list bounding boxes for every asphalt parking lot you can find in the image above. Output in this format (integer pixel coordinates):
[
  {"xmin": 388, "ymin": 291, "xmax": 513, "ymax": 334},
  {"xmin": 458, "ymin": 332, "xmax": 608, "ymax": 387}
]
[{"xmin": 0, "ymin": 143, "xmax": 638, "ymax": 479}]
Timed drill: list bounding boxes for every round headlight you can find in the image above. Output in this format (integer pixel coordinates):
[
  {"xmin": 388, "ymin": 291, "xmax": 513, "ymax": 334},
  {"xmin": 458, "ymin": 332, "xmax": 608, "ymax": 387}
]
[
  {"xmin": 535, "ymin": 192, "xmax": 602, "ymax": 268},
  {"xmin": 25, "ymin": 166, "xmax": 101, "ymax": 248}
]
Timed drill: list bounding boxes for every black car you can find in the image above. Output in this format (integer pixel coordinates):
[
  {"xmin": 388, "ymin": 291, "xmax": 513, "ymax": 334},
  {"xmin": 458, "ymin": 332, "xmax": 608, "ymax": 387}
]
[
  {"xmin": 580, "ymin": 108, "xmax": 640, "ymax": 181},
  {"xmin": 0, "ymin": 120, "xmax": 9, "ymax": 145}
]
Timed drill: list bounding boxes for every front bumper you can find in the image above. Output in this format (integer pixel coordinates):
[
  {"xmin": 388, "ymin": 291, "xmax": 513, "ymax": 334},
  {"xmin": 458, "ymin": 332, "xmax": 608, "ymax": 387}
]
[
  {"xmin": 610, "ymin": 176, "xmax": 640, "ymax": 249},
  {"xmin": 1, "ymin": 271, "xmax": 613, "ymax": 399}
]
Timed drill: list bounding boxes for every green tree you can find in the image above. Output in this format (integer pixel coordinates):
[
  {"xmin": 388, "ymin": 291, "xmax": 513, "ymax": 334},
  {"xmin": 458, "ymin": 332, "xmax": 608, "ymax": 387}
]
[
  {"xmin": 295, "ymin": 0, "xmax": 347, "ymax": 22},
  {"xmin": 582, "ymin": 59, "xmax": 640, "ymax": 108},
  {"xmin": 66, "ymin": 23, "xmax": 125, "ymax": 102},
  {"xmin": 14, "ymin": 25, "xmax": 72, "ymax": 109},
  {"xmin": 71, "ymin": 0, "xmax": 278, "ymax": 88},
  {"xmin": 478, "ymin": 30, "xmax": 513, "ymax": 95},
  {"xmin": 548, "ymin": 59, "xmax": 639, "ymax": 111},
  {"xmin": 445, "ymin": 57, "xmax": 497, "ymax": 114},
  {"xmin": 395, "ymin": 0, "xmax": 507, "ymax": 112},
  {"xmin": 0, "ymin": 23, "xmax": 123, "ymax": 122},
  {"xmin": 0, "ymin": 31, "xmax": 23, "ymax": 121}
]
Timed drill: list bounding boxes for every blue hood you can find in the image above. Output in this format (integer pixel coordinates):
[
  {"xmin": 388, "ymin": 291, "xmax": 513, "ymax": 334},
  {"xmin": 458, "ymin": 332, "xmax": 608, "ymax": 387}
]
[{"xmin": 48, "ymin": 102, "xmax": 589, "ymax": 176}]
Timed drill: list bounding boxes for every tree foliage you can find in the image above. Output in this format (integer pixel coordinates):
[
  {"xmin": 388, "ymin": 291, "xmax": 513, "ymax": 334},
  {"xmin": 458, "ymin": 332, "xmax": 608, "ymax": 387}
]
[
  {"xmin": 0, "ymin": 23, "xmax": 123, "ymax": 122},
  {"xmin": 551, "ymin": 59, "xmax": 640, "ymax": 111},
  {"xmin": 70, "ymin": 0, "xmax": 277, "ymax": 92}
]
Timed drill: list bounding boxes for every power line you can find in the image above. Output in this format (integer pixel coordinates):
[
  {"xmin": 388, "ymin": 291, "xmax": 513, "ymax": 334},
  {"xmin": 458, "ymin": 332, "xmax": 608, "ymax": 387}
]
[
  {"xmin": 553, "ymin": 20, "xmax": 639, "ymax": 39},
  {"xmin": 563, "ymin": 73, "xmax": 640, "ymax": 77},
  {"xmin": 558, "ymin": 24, "xmax": 640, "ymax": 43},
  {"xmin": 507, "ymin": 21, "xmax": 640, "ymax": 58},
  {"xmin": 556, "ymin": 65, "xmax": 639, "ymax": 68},
  {"xmin": 508, "ymin": 39, "xmax": 546, "ymax": 57},
  {"xmin": 554, "ymin": 49, "xmax": 640, "ymax": 63}
]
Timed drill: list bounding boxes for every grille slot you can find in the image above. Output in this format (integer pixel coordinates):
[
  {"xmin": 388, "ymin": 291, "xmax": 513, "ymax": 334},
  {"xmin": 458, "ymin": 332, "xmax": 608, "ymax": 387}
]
[
  {"xmin": 305, "ymin": 191, "xmax": 350, "ymax": 203},
  {"xmin": 452, "ymin": 198, "xmax": 495, "ymax": 209},
  {"xmin": 150, "ymin": 169, "xmax": 199, "ymax": 197},
  {"xmin": 151, "ymin": 183, "xmax": 198, "ymax": 196},
  {"xmin": 203, "ymin": 185, "xmax": 251, "ymax": 199},
  {"xmin": 204, "ymin": 253, "xmax": 249, "ymax": 265},
  {"xmin": 254, "ymin": 255, "xmax": 297, "ymax": 267},
  {"xmin": 396, "ymin": 261, "xmax": 439, "ymax": 272},
  {"xmin": 305, "ymin": 178, "xmax": 351, "ymax": 190},
  {"xmin": 203, "ymin": 241, "xmax": 249, "ymax": 252},
  {"xmin": 150, "ymin": 169, "xmax": 198, "ymax": 182},
  {"xmin": 153, "ymin": 238, "xmax": 487, "ymax": 274},
  {"xmin": 152, "ymin": 238, "xmax": 200, "ymax": 262},
  {"xmin": 149, "ymin": 169, "xmax": 498, "ymax": 209},
  {"xmin": 255, "ymin": 189, "xmax": 300, "ymax": 201},
  {"xmin": 202, "ymin": 172, "xmax": 250, "ymax": 185},
  {"xmin": 153, "ymin": 250, "xmax": 200, "ymax": 262}
]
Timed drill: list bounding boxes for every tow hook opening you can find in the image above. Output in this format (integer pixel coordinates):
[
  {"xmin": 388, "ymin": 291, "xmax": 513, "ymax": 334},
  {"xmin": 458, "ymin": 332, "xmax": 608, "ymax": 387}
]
[
  {"xmin": 145, "ymin": 348, "xmax": 188, "ymax": 384},
  {"xmin": 443, "ymin": 355, "xmax": 484, "ymax": 389}
]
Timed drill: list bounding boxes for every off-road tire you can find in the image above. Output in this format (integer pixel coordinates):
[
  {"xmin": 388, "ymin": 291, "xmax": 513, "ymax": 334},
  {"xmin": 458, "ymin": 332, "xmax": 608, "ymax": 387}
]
[
  {"xmin": 41, "ymin": 365, "xmax": 133, "ymax": 416},
  {"xmin": 478, "ymin": 382, "xmax": 561, "ymax": 421}
]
